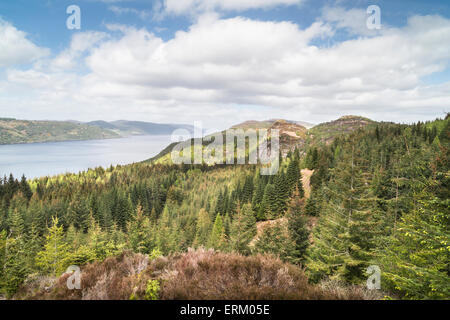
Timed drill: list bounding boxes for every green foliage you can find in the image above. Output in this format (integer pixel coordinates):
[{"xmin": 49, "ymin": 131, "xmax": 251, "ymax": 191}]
[
  {"xmin": 253, "ymin": 221, "xmax": 297, "ymax": 264},
  {"xmin": 286, "ymin": 187, "xmax": 309, "ymax": 264},
  {"xmin": 144, "ymin": 279, "xmax": 160, "ymax": 300},
  {"xmin": 0, "ymin": 115, "xmax": 448, "ymax": 300},
  {"xmin": 208, "ymin": 214, "xmax": 227, "ymax": 250},
  {"xmin": 36, "ymin": 217, "xmax": 71, "ymax": 276},
  {"xmin": 229, "ymin": 203, "xmax": 257, "ymax": 254}
]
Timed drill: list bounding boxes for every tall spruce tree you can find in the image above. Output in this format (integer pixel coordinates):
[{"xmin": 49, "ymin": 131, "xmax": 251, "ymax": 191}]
[
  {"xmin": 307, "ymin": 143, "xmax": 382, "ymax": 283},
  {"xmin": 286, "ymin": 187, "xmax": 309, "ymax": 264},
  {"xmin": 230, "ymin": 203, "xmax": 257, "ymax": 254}
]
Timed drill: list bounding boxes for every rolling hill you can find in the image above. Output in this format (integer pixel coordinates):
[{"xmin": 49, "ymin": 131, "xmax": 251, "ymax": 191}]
[
  {"xmin": 149, "ymin": 115, "xmax": 376, "ymax": 163},
  {"xmin": 87, "ymin": 120, "xmax": 194, "ymax": 136},
  {"xmin": 0, "ymin": 118, "xmax": 119, "ymax": 145},
  {"xmin": 0, "ymin": 119, "xmax": 195, "ymax": 145}
]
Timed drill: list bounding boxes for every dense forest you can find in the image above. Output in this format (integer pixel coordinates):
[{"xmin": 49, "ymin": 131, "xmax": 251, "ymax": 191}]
[{"xmin": 0, "ymin": 115, "xmax": 448, "ymax": 299}]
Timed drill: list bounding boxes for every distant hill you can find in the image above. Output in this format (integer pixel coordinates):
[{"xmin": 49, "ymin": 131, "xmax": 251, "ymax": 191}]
[
  {"xmin": 290, "ymin": 120, "xmax": 315, "ymax": 129},
  {"xmin": 149, "ymin": 116, "xmax": 377, "ymax": 163},
  {"xmin": 307, "ymin": 115, "xmax": 376, "ymax": 146},
  {"xmin": 232, "ymin": 119, "xmax": 315, "ymax": 130},
  {"xmin": 87, "ymin": 120, "xmax": 194, "ymax": 136},
  {"xmin": 0, "ymin": 119, "xmax": 119, "ymax": 145},
  {"xmin": 231, "ymin": 120, "xmax": 274, "ymax": 130}
]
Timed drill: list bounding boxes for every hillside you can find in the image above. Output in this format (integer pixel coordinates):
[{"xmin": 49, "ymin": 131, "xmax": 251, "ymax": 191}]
[
  {"xmin": 87, "ymin": 120, "xmax": 194, "ymax": 136},
  {"xmin": 307, "ymin": 115, "xmax": 376, "ymax": 146},
  {"xmin": 149, "ymin": 116, "xmax": 375, "ymax": 163},
  {"xmin": 0, "ymin": 115, "xmax": 448, "ymax": 301},
  {"xmin": 0, "ymin": 118, "xmax": 119, "ymax": 145}
]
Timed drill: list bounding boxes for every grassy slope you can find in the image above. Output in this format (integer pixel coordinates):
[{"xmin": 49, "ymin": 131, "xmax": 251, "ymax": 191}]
[{"xmin": 0, "ymin": 119, "xmax": 119, "ymax": 145}]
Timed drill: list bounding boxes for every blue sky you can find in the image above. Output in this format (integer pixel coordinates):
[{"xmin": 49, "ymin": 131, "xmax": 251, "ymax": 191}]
[
  {"xmin": 2, "ymin": 0, "xmax": 449, "ymax": 50},
  {"xmin": 0, "ymin": 0, "xmax": 449, "ymax": 128}
]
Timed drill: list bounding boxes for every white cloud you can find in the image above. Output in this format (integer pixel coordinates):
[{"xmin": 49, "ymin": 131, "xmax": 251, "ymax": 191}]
[
  {"xmin": 50, "ymin": 31, "xmax": 108, "ymax": 70},
  {"xmin": 108, "ymin": 5, "xmax": 151, "ymax": 20},
  {"xmin": 322, "ymin": 6, "xmax": 380, "ymax": 36},
  {"xmin": 2, "ymin": 12, "xmax": 450, "ymax": 127},
  {"xmin": 164, "ymin": 0, "xmax": 303, "ymax": 16},
  {"xmin": 0, "ymin": 19, "xmax": 49, "ymax": 68}
]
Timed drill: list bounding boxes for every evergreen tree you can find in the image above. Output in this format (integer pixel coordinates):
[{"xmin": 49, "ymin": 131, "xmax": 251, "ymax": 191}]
[
  {"xmin": 208, "ymin": 214, "xmax": 226, "ymax": 250},
  {"xmin": 127, "ymin": 205, "xmax": 152, "ymax": 254},
  {"xmin": 253, "ymin": 221, "xmax": 297, "ymax": 264},
  {"xmin": 286, "ymin": 187, "xmax": 309, "ymax": 264},
  {"xmin": 36, "ymin": 217, "xmax": 71, "ymax": 276},
  {"xmin": 193, "ymin": 208, "xmax": 212, "ymax": 247},
  {"xmin": 378, "ymin": 128, "xmax": 450, "ymax": 299},
  {"xmin": 230, "ymin": 203, "xmax": 257, "ymax": 254},
  {"xmin": 307, "ymin": 144, "xmax": 382, "ymax": 283}
]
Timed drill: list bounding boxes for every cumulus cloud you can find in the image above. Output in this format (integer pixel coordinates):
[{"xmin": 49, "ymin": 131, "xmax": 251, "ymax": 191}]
[
  {"xmin": 50, "ymin": 31, "xmax": 108, "ymax": 70},
  {"xmin": 2, "ymin": 12, "xmax": 450, "ymax": 127},
  {"xmin": 0, "ymin": 19, "xmax": 49, "ymax": 68},
  {"xmin": 164, "ymin": 0, "xmax": 303, "ymax": 16}
]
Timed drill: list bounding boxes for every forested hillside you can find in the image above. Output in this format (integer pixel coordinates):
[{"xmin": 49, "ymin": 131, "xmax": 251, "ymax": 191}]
[
  {"xmin": 87, "ymin": 120, "xmax": 194, "ymax": 136},
  {"xmin": 0, "ymin": 115, "xmax": 448, "ymax": 300},
  {"xmin": 0, "ymin": 118, "xmax": 119, "ymax": 145}
]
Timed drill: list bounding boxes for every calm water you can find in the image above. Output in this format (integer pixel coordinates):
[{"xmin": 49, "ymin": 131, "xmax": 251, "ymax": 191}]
[{"xmin": 0, "ymin": 135, "xmax": 172, "ymax": 179}]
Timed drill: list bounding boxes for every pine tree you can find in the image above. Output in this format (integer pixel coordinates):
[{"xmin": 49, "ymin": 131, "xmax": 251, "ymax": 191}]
[
  {"xmin": 251, "ymin": 178, "xmax": 265, "ymax": 217},
  {"xmin": 307, "ymin": 143, "xmax": 382, "ymax": 283},
  {"xmin": 19, "ymin": 175, "xmax": 33, "ymax": 201},
  {"xmin": 253, "ymin": 221, "xmax": 297, "ymax": 264},
  {"xmin": 259, "ymin": 183, "xmax": 277, "ymax": 220},
  {"xmin": 230, "ymin": 203, "xmax": 257, "ymax": 254},
  {"xmin": 36, "ymin": 217, "xmax": 71, "ymax": 276},
  {"xmin": 286, "ymin": 187, "xmax": 309, "ymax": 264},
  {"xmin": 127, "ymin": 205, "xmax": 151, "ymax": 254},
  {"xmin": 2, "ymin": 236, "xmax": 28, "ymax": 298},
  {"xmin": 9, "ymin": 208, "xmax": 25, "ymax": 239},
  {"xmin": 193, "ymin": 208, "xmax": 212, "ymax": 247},
  {"xmin": 208, "ymin": 214, "xmax": 226, "ymax": 250},
  {"xmin": 68, "ymin": 196, "xmax": 90, "ymax": 233},
  {"xmin": 378, "ymin": 126, "xmax": 450, "ymax": 299}
]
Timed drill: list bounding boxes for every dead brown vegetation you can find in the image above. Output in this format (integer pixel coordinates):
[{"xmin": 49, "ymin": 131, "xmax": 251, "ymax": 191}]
[{"xmin": 15, "ymin": 249, "xmax": 380, "ymax": 300}]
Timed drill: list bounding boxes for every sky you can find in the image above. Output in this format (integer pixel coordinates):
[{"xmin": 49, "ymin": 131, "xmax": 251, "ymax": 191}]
[{"xmin": 0, "ymin": 0, "xmax": 449, "ymax": 130}]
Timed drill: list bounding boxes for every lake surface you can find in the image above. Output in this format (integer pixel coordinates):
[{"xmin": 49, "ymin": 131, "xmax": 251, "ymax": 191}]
[{"xmin": 0, "ymin": 135, "xmax": 173, "ymax": 179}]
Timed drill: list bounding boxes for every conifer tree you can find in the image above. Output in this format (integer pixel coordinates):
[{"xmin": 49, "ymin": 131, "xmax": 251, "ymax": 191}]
[
  {"xmin": 2, "ymin": 236, "xmax": 28, "ymax": 298},
  {"xmin": 208, "ymin": 214, "xmax": 226, "ymax": 250},
  {"xmin": 286, "ymin": 187, "xmax": 309, "ymax": 264},
  {"xmin": 36, "ymin": 217, "xmax": 71, "ymax": 276},
  {"xmin": 307, "ymin": 143, "xmax": 382, "ymax": 283},
  {"xmin": 127, "ymin": 205, "xmax": 151, "ymax": 254},
  {"xmin": 230, "ymin": 203, "xmax": 257, "ymax": 254},
  {"xmin": 378, "ymin": 127, "xmax": 450, "ymax": 299},
  {"xmin": 193, "ymin": 208, "xmax": 212, "ymax": 247},
  {"xmin": 253, "ymin": 221, "xmax": 297, "ymax": 264}
]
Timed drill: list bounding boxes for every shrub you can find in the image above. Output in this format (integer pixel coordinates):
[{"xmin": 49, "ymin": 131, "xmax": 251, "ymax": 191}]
[
  {"xmin": 15, "ymin": 249, "xmax": 379, "ymax": 300},
  {"xmin": 144, "ymin": 280, "xmax": 160, "ymax": 300}
]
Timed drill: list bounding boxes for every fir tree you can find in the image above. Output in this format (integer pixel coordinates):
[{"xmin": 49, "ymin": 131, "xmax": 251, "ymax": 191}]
[
  {"xmin": 230, "ymin": 203, "xmax": 257, "ymax": 254},
  {"xmin": 208, "ymin": 214, "xmax": 226, "ymax": 250},
  {"xmin": 286, "ymin": 187, "xmax": 309, "ymax": 264},
  {"xmin": 36, "ymin": 217, "xmax": 71, "ymax": 276}
]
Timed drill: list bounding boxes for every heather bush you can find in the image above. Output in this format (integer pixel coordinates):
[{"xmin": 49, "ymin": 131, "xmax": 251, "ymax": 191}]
[{"xmin": 15, "ymin": 249, "xmax": 378, "ymax": 300}]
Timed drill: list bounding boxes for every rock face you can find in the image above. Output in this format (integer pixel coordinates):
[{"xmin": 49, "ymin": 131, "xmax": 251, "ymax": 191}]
[{"xmin": 269, "ymin": 120, "xmax": 308, "ymax": 156}]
